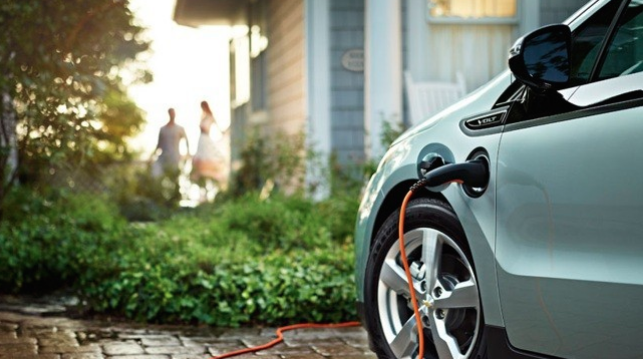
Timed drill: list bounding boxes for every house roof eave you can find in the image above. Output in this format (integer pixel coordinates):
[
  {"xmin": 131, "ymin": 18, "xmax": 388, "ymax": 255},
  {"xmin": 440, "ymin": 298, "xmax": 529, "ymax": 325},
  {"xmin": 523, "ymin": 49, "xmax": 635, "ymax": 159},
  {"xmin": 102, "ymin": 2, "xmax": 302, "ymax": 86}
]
[{"xmin": 173, "ymin": 0, "xmax": 247, "ymax": 27}]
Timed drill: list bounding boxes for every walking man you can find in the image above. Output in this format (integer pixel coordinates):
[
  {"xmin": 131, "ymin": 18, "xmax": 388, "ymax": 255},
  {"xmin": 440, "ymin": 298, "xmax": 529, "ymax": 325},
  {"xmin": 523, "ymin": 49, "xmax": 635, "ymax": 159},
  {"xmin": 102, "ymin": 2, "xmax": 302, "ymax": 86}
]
[{"xmin": 151, "ymin": 108, "xmax": 189, "ymax": 203}]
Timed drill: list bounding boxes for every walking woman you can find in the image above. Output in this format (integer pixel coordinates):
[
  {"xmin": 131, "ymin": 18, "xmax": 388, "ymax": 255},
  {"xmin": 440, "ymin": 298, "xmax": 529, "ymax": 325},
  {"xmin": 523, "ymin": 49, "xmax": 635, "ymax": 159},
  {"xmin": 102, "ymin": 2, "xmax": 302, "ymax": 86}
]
[{"xmin": 191, "ymin": 100, "xmax": 225, "ymax": 200}]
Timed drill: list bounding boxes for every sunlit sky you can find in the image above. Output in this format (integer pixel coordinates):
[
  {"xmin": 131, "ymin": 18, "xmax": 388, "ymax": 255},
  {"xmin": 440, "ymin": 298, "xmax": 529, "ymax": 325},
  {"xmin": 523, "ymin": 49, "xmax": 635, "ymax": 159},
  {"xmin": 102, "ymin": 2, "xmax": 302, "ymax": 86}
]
[{"xmin": 127, "ymin": 0, "xmax": 231, "ymax": 157}]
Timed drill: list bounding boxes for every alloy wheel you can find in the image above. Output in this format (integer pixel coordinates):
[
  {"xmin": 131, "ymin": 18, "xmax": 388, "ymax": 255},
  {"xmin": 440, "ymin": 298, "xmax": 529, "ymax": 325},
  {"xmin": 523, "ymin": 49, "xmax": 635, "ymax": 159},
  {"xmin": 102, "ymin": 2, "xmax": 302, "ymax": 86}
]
[{"xmin": 376, "ymin": 227, "xmax": 480, "ymax": 359}]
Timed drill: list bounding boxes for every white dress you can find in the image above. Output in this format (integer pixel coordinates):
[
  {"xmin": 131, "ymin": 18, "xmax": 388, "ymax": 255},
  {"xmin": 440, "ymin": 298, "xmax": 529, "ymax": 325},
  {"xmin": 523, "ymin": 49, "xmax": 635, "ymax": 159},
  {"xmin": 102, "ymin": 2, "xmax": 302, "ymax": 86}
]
[{"xmin": 191, "ymin": 114, "xmax": 223, "ymax": 182}]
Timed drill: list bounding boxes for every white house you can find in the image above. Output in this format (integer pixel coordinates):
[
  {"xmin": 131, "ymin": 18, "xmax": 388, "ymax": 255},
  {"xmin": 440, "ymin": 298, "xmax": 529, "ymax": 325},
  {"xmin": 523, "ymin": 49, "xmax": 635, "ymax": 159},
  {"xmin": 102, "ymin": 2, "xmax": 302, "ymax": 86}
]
[{"xmin": 173, "ymin": 0, "xmax": 587, "ymax": 171}]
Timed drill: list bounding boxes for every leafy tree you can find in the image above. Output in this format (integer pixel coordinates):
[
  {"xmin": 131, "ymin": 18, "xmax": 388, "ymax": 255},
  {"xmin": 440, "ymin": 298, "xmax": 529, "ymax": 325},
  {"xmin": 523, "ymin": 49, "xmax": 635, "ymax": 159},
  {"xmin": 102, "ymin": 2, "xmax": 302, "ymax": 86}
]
[{"xmin": 0, "ymin": 0, "xmax": 149, "ymax": 219}]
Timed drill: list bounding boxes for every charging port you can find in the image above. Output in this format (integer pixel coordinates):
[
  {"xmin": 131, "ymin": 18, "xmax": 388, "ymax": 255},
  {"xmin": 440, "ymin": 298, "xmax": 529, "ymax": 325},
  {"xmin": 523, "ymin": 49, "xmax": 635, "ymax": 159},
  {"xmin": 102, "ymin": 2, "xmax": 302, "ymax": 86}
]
[{"xmin": 463, "ymin": 150, "xmax": 490, "ymax": 198}]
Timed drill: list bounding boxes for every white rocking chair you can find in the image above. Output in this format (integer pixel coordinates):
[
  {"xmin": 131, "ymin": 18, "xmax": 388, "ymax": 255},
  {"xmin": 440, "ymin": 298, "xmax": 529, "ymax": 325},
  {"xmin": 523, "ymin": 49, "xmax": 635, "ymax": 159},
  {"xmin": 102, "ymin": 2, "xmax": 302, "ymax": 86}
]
[{"xmin": 404, "ymin": 71, "xmax": 467, "ymax": 125}]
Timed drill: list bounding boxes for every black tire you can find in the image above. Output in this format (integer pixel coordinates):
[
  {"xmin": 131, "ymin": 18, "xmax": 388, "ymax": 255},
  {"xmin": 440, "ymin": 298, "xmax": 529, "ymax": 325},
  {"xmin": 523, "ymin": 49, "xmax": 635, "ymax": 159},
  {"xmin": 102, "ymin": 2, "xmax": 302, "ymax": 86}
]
[{"xmin": 364, "ymin": 197, "xmax": 485, "ymax": 359}]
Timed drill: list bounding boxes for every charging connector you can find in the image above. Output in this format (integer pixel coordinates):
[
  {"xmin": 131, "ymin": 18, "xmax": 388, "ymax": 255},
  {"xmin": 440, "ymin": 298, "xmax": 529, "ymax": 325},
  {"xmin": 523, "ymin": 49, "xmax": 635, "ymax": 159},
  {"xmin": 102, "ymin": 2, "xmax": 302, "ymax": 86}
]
[{"xmin": 419, "ymin": 158, "xmax": 489, "ymax": 191}]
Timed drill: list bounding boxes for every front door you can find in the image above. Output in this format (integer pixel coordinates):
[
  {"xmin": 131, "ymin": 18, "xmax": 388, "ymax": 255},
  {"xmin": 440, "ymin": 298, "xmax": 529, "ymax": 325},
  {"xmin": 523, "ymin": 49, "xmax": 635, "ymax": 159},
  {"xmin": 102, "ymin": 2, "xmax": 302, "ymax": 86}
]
[{"xmin": 426, "ymin": 0, "xmax": 518, "ymax": 90}]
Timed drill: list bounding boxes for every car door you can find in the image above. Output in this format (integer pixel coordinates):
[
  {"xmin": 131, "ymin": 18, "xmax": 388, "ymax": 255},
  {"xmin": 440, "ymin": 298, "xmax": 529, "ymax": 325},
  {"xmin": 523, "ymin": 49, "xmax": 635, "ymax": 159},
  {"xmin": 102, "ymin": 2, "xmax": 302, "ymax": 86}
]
[{"xmin": 496, "ymin": 1, "xmax": 643, "ymax": 358}]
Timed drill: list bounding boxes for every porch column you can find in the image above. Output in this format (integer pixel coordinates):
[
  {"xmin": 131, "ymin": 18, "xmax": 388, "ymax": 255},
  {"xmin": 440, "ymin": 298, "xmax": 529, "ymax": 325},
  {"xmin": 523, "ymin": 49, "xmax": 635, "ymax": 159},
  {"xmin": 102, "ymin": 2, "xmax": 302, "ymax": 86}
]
[
  {"xmin": 364, "ymin": 0, "xmax": 402, "ymax": 159},
  {"xmin": 519, "ymin": 0, "xmax": 540, "ymax": 36},
  {"xmin": 406, "ymin": 0, "xmax": 430, "ymax": 80},
  {"xmin": 305, "ymin": 0, "xmax": 331, "ymax": 199}
]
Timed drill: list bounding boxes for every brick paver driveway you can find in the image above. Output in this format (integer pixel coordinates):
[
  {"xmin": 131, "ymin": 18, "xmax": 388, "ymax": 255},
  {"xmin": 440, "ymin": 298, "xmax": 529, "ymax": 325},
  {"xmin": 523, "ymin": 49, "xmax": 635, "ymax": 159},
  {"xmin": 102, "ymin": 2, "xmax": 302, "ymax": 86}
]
[{"xmin": 0, "ymin": 297, "xmax": 376, "ymax": 359}]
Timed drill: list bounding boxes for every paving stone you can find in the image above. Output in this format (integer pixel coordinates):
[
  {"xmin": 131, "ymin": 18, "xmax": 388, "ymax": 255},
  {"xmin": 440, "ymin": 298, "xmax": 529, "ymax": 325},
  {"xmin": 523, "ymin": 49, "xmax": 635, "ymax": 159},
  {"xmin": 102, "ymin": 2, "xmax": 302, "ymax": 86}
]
[
  {"xmin": 258, "ymin": 328, "xmax": 278, "ymax": 337},
  {"xmin": 0, "ymin": 312, "xmax": 29, "ymax": 322},
  {"xmin": 141, "ymin": 336, "xmax": 181, "ymax": 347},
  {"xmin": 118, "ymin": 333, "xmax": 172, "ymax": 340},
  {"xmin": 170, "ymin": 355, "xmax": 213, "ymax": 359},
  {"xmin": 174, "ymin": 328, "xmax": 224, "ymax": 338},
  {"xmin": 281, "ymin": 355, "xmax": 326, "ymax": 359},
  {"xmin": 77, "ymin": 330, "xmax": 118, "ymax": 345},
  {"xmin": 145, "ymin": 345, "xmax": 206, "ymax": 355},
  {"xmin": 40, "ymin": 343, "xmax": 101, "ymax": 354},
  {"xmin": 283, "ymin": 329, "xmax": 346, "ymax": 340},
  {"xmin": 103, "ymin": 342, "xmax": 145, "ymax": 355},
  {"xmin": 0, "ymin": 336, "xmax": 34, "ymax": 345},
  {"xmin": 19, "ymin": 327, "xmax": 65, "ymax": 338},
  {"xmin": 181, "ymin": 338, "xmax": 240, "ymax": 347},
  {"xmin": 110, "ymin": 329, "xmax": 149, "ymax": 338},
  {"xmin": 109, "ymin": 356, "xmax": 169, "ymax": 359},
  {"xmin": 0, "ymin": 332, "xmax": 17, "ymax": 342},
  {"xmin": 239, "ymin": 336, "xmax": 279, "ymax": 347},
  {"xmin": 39, "ymin": 336, "xmax": 80, "ymax": 346},
  {"xmin": 313, "ymin": 343, "xmax": 363, "ymax": 356},
  {"xmin": 207, "ymin": 343, "xmax": 248, "ymax": 356},
  {"xmin": 61, "ymin": 354, "xmax": 104, "ymax": 359},
  {"xmin": 0, "ymin": 297, "xmax": 375, "ymax": 359},
  {"xmin": 0, "ymin": 355, "xmax": 60, "ymax": 359},
  {"xmin": 0, "ymin": 343, "xmax": 38, "ymax": 355},
  {"xmin": 342, "ymin": 336, "xmax": 370, "ymax": 348},
  {"xmin": 34, "ymin": 330, "xmax": 77, "ymax": 340},
  {"xmin": 217, "ymin": 328, "xmax": 261, "ymax": 339},
  {"xmin": 250, "ymin": 343, "xmax": 314, "ymax": 356},
  {"xmin": 283, "ymin": 337, "xmax": 344, "ymax": 347},
  {"xmin": 0, "ymin": 323, "xmax": 17, "ymax": 333}
]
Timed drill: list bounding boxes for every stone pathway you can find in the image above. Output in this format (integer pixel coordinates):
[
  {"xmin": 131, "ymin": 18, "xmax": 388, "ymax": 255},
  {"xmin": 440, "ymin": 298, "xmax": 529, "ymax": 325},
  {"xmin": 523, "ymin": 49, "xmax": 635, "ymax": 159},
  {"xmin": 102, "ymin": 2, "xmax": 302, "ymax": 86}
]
[{"xmin": 0, "ymin": 297, "xmax": 376, "ymax": 359}]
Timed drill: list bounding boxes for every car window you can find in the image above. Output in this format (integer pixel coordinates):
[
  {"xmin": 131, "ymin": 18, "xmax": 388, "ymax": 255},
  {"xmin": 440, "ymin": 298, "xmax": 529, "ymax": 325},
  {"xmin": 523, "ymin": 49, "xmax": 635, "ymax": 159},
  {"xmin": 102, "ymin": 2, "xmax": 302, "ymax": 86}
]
[
  {"xmin": 569, "ymin": 0, "xmax": 622, "ymax": 85},
  {"xmin": 597, "ymin": 0, "xmax": 643, "ymax": 79}
]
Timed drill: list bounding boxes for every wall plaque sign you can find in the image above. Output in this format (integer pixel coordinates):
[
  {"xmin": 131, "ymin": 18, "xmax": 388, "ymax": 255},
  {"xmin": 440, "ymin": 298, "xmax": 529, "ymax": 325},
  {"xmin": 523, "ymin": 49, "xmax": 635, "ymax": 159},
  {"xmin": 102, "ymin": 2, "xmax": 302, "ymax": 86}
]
[{"xmin": 341, "ymin": 49, "xmax": 364, "ymax": 72}]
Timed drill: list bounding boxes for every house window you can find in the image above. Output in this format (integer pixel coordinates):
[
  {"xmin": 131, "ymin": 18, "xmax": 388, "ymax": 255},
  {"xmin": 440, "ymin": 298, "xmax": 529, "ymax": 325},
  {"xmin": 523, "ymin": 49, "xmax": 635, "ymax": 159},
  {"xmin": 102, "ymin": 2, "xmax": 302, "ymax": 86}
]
[
  {"xmin": 249, "ymin": 1, "xmax": 269, "ymax": 113},
  {"xmin": 429, "ymin": 0, "xmax": 517, "ymax": 20},
  {"xmin": 250, "ymin": 25, "xmax": 268, "ymax": 112}
]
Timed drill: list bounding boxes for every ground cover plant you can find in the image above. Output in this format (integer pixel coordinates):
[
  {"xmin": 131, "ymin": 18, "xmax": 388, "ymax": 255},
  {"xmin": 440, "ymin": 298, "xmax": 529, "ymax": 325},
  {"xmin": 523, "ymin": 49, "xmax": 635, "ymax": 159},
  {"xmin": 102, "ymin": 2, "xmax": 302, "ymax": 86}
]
[{"xmin": 0, "ymin": 187, "xmax": 358, "ymax": 326}]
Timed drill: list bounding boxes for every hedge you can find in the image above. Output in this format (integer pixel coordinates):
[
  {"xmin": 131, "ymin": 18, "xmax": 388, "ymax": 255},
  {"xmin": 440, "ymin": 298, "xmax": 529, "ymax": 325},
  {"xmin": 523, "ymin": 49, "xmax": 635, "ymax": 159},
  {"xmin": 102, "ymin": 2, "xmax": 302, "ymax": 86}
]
[{"xmin": 0, "ymin": 189, "xmax": 358, "ymax": 326}]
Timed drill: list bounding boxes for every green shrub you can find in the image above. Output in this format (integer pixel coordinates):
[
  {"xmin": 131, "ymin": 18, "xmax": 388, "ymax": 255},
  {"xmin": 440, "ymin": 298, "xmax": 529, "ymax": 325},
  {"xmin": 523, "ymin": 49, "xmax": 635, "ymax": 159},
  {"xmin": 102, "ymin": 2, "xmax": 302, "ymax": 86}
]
[
  {"xmin": 104, "ymin": 163, "xmax": 180, "ymax": 221},
  {"xmin": 0, "ymin": 188, "xmax": 359, "ymax": 326},
  {"xmin": 0, "ymin": 188, "xmax": 125, "ymax": 292}
]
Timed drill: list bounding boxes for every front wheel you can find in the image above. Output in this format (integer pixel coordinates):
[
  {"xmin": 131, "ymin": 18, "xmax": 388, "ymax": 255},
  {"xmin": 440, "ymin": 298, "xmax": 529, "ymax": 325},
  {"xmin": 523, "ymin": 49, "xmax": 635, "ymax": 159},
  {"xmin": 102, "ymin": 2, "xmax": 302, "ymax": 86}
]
[{"xmin": 364, "ymin": 198, "xmax": 484, "ymax": 359}]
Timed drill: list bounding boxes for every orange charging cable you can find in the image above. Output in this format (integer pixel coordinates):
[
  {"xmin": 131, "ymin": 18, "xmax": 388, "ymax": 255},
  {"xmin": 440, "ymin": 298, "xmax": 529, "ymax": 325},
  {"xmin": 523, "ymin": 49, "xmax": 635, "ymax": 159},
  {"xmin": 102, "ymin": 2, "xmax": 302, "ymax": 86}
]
[
  {"xmin": 399, "ymin": 189, "xmax": 425, "ymax": 359},
  {"xmin": 399, "ymin": 178, "xmax": 462, "ymax": 359},
  {"xmin": 212, "ymin": 179, "xmax": 462, "ymax": 359},
  {"xmin": 211, "ymin": 321, "xmax": 361, "ymax": 359}
]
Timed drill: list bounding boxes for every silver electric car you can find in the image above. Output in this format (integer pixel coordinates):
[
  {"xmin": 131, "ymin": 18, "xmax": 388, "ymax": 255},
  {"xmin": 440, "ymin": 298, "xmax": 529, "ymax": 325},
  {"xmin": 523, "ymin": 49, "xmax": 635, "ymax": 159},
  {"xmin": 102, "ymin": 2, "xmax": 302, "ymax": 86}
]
[{"xmin": 355, "ymin": 0, "xmax": 643, "ymax": 358}]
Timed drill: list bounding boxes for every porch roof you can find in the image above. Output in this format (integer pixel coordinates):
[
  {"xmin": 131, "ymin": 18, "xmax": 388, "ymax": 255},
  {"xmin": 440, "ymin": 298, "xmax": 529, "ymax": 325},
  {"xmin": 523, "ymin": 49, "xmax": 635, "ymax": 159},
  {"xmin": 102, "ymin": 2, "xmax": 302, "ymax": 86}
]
[{"xmin": 173, "ymin": 0, "xmax": 245, "ymax": 27}]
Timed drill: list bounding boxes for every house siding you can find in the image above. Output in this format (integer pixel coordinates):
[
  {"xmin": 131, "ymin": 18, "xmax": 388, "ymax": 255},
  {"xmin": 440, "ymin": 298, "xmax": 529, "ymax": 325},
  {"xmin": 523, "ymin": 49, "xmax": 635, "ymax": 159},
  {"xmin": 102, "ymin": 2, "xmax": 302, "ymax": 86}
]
[
  {"xmin": 330, "ymin": 0, "xmax": 365, "ymax": 164},
  {"xmin": 265, "ymin": 0, "xmax": 306, "ymax": 137},
  {"xmin": 540, "ymin": 0, "xmax": 589, "ymax": 26}
]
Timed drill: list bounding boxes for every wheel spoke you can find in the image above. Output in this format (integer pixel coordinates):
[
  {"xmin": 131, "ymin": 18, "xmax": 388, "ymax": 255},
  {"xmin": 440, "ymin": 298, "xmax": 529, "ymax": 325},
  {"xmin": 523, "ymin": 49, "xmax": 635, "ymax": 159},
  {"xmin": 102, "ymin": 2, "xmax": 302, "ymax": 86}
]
[
  {"xmin": 390, "ymin": 315, "xmax": 418, "ymax": 358},
  {"xmin": 429, "ymin": 312, "xmax": 462, "ymax": 359},
  {"xmin": 421, "ymin": 229, "xmax": 442, "ymax": 291},
  {"xmin": 381, "ymin": 259, "xmax": 425, "ymax": 299},
  {"xmin": 434, "ymin": 279, "xmax": 478, "ymax": 309}
]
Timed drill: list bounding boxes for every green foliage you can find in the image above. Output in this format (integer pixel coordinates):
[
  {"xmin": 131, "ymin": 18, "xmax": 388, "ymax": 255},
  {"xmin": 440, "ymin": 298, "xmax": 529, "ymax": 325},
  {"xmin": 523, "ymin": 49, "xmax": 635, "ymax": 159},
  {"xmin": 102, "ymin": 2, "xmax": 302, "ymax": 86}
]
[
  {"xmin": 104, "ymin": 162, "xmax": 182, "ymax": 221},
  {"xmin": 0, "ymin": 0, "xmax": 150, "ymax": 217},
  {"xmin": 381, "ymin": 119, "xmax": 408, "ymax": 150},
  {"xmin": 0, "ymin": 188, "xmax": 359, "ymax": 326},
  {"xmin": 92, "ymin": 89, "xmax": 147, "ymax": 163},
  {"xmin": 0, "ymin": 188, "xmax": 124, "ymax": 292},
  {"xmin": 231, "ymin": 131, "xmax": 307, "ymax": 196}
]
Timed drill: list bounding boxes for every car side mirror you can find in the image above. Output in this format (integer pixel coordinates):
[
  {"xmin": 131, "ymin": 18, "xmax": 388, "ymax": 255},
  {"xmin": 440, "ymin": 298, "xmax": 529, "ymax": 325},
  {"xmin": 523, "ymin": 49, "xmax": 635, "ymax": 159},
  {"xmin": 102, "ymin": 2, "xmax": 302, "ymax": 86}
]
[{"xmin": 509, "ymin": 24, "xmax": 571, "ymax": 93}]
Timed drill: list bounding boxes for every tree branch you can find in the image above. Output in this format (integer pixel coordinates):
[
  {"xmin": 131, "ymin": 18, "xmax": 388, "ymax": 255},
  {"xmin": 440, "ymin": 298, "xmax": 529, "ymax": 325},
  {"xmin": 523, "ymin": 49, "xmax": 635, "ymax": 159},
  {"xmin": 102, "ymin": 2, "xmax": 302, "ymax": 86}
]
[{"xmin": 65, "ymin": 0, "xmax": 125, "ymax": 53}]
